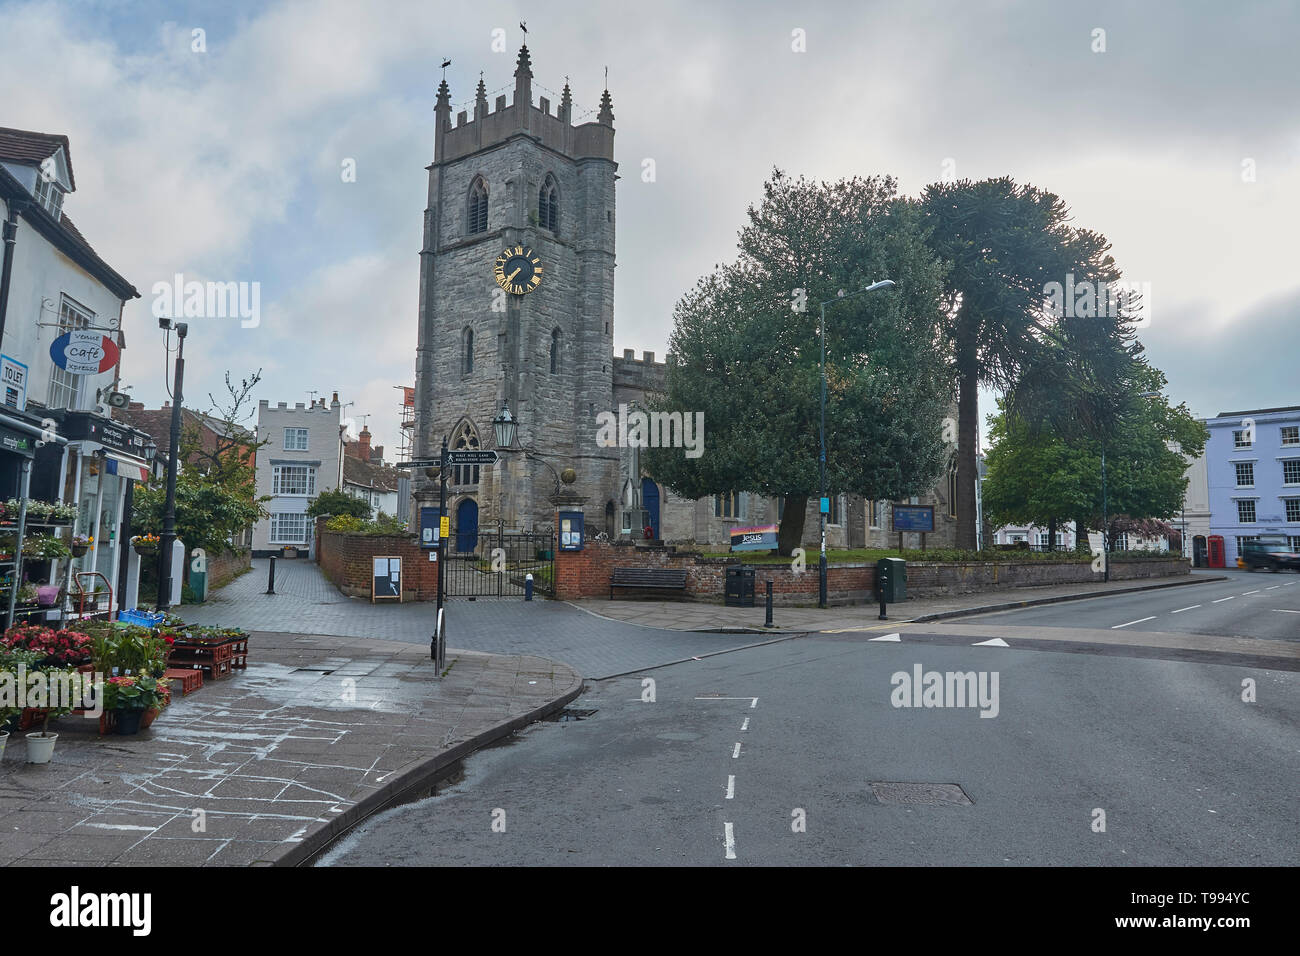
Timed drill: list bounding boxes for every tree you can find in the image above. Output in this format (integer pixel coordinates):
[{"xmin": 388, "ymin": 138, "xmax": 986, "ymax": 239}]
[
  {"xmin": 982, "ymin": 366, "xmax": 1207, "ymax": 553},
  {"xmin": 133, "ymin": 369, "xmax": 269, "ymax": 558},
  {"xmin": 307, "ymin": 489, "xmax": 371, "ymax": 520},
  {"xmin": 921, "ymin": 178, "xmax": 1136, "ymax": 549},
  {"xmin": 644, "ymin": 170, "xmax": 953, "ymax": 554}
]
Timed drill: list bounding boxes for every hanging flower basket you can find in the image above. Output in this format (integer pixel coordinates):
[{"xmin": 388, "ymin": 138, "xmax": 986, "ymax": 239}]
[
  {"xmin": 71, "ymin": 544, "xmax": 89, "ymax": 558},
  {"xmin": 132, "ymin": 534, "xmax": 161, "ymax": 556}
]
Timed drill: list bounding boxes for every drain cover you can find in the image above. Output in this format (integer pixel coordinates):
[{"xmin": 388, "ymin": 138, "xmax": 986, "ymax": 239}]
[
  {"xmin": 870, "ymin": 782, "xmax": 973, "ymax": 806},
  {"xmin": 292, "ymin": 667, "xmax": 334, "ymax": 675},
  {"xmin": 553, "ymin": 707, "xmax": 597, "ymax": 722}
]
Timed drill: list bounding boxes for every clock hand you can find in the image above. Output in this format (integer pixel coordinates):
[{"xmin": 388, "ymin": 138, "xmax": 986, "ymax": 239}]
[{"xmin": 506, "ymin": 267, "xmax": 521, "ymax": 284}]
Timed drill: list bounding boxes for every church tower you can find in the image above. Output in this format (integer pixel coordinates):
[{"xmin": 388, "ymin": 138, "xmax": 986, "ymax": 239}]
[{"xmin": 413, "ymin": 47, "xmax": 619, "ymax": 538}]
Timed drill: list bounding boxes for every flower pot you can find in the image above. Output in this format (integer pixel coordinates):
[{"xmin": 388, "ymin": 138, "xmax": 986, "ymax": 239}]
[
  {"xmin": 26, "ymin": 731, "xmax": 58, "ymax": 763},
  {"xmin": 113, "ymin": 709, "xmax": 144, "ymax": 735},
  {"xmin": 134, "ymin": 545, "xmax": 158, "ymax": 558},
  {"xmin": 71, "ymin": 544, "xmax": 89, "ymax": 558},
  {"xmin": 139, "ymin": 707, "xmax": 161, "ymax": 730},
  {"xmin": 37, "ymin": 585, "xmax": 60, "ymax": 606}
]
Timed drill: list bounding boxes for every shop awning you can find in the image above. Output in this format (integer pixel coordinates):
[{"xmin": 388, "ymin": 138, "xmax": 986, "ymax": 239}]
[{"xmin": 103, "ymin": 451, "xmax": 149, "ymax": 482}]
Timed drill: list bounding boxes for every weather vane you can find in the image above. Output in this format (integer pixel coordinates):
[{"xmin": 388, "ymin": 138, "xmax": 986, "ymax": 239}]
[{"xmin": 440, "ymin": 58, "xmax": 451, "ymax": 79}]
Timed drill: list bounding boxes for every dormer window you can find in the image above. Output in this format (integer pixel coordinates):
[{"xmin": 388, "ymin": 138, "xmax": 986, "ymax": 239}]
[{"xmin": 33, "ymin": 173, "xmax": 63, "ymax": 219}]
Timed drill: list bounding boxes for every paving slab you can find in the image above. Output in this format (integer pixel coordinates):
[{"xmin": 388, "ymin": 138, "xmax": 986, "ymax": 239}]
[{"xmin": 0, "ymin": 630, "xmax": 580, "ymax": 866}]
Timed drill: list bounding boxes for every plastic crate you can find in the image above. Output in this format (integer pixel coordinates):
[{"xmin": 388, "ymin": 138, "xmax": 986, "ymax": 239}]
[{"xmin": 118, "ymin": 609, "xmax": 166, "ymax": 627}]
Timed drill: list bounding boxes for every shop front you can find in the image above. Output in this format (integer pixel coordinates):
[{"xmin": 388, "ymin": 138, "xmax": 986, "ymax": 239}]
[{"xmin": 51, "ymin": 410, "xmax": 155, "ymax": 617}]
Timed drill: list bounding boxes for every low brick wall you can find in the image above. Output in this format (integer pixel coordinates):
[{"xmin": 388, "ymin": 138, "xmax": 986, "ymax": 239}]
[
  {"xmin": 555, "ymin": 541, "xmax": 1190, "ymax": 606},
  {"xmin": 316, "ymin": 518, "xmax": 438, "ymax": 600},
  {"xmin": 207, "ymin": 548, "xmax": 251, "ymax": 590}
]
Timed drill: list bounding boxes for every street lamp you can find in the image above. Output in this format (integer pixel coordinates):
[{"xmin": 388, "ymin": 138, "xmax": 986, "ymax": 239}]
[
  {"xmin": 493, "ymin": 402, "xmax": 518, "ymax": 449},
  {"xmin": 818, "ymin": 280, "xmax": 895, "ymax": 608},
  {"xmin": 156, "ymin": 319, "xmax": 187, "ymax": 610}
]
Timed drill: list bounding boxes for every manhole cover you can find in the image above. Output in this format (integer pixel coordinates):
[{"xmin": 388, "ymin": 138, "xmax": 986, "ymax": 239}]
[
  {"xmin": 292, "ymin": 667, "xmax": 334, "ymax": 675},
  {"xmin": 551, "ymin": 707, "xmax": 597, "ymax": 722},
  {"xmin": 870, "ymin": 782, "xmax": 973, "ymax": 806}
]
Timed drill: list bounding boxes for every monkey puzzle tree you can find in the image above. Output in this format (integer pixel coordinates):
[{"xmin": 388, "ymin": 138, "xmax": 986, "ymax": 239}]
[
  {"xmin": 921, "ymin": 177, "xmax": 1138, "ymax": 549},
  {"xmin": 644, "ymin": 170, "xmax": 953, "ymax": 554}
]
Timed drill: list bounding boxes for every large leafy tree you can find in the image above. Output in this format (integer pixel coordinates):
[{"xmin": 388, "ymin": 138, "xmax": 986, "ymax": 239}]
[
  {"xmin": 921, "ymin": 178, "xmax": 1137, "ymax": 548},
  {"xmin": 644, "ymin": 170, "xmax": 953, "ymax": 554},
  {"xmin": 983, "ymin": 366, "xmax": 1207, "ymax": 552}
]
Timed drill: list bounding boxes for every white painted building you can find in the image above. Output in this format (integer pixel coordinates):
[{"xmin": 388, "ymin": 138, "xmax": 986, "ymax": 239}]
[
  {"xmin": 252, "ymin": 395, "xmax": 344, "ymax": 556},
  {"xmin": 0, "ymin": 127, "xmax": 153, "ymax": 619}
]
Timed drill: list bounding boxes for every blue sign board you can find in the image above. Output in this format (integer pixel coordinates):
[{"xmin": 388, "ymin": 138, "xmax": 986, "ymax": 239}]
[
  {"xmin": 419, "ymin": 506, "xmax": 443, "ymax": 549},
  {"xmin": 891, "ymin": 504, "xmax": 935, "ymax": 533},
  {"xmin": 559, "ymin": 510, "xmax": 584, "ymax": 551}
]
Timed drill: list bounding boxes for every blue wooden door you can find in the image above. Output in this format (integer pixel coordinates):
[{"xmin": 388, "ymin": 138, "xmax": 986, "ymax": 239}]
[
  {"xmin": 456, "ymin": 499, "xmax": 478, "ymax": 552},
  {"xmin": 641, "ymin": 478, "xmax": 660, "ymax": 538}
]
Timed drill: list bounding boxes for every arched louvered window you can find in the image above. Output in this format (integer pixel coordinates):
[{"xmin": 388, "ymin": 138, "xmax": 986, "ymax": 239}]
[
  {"xmin": 468, "ymin": 177, "xmax": 488, "ymax": 234},
  {"xmin": 463, "ymin": 327, "xmax": 474, "ymax": 375},
  {"xmin": 538, "ymin": 174, "xmax": 558, "ymax": 233},
  {"xmin": 452, "ymin": 422, "xmax": 481, "ymax": 486},
  {"xmin": 550, "ymin": 328, "xmax": 561, "ymax": 374}
]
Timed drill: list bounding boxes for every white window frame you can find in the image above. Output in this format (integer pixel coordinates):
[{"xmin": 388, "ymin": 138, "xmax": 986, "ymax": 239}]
[
  {"xmin": 1284, "ymin": 498, "xmax": 1300, "ymax": 523},
  {"xmin": 272, "ymin": 464, "xmax": 316, "ymax": 496},
  {"xmin": 1236, "ymin": 499, "xmax": 1257, "ymax": 524},
  {"xmin": 47, "ymin": 294, "xmax": 93, "ymax": 410},
  {"xmin": 33, "ymin": 173, "xmax": 63, "ymax": 219},
  {"xmin": 1281, "ymin": 426, "xmax": 1300, "ymax": 447},
  {"xmin": 1233, "ymin": 430, "xmax": 1251, "ymax": 448},
  {"xmin": 269, "ymin": 512, "xmax": 308, "ymax": 545},
  {"xmin": 1282, "ymin": 459, "xmax": 1300, "ymax": 486},
  {"xmin": 284, "ymin": 427, "xmax": 309, "ymax": 451},
  {"xmin": 1234, "ymin": 461, "xmax": 1255, "ymax": 488}
]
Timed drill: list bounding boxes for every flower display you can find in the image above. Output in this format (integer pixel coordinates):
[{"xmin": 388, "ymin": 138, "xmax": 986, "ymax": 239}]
[{"xmin": 1, "ymin": 623, "xmax": 93, "ymax": 665}]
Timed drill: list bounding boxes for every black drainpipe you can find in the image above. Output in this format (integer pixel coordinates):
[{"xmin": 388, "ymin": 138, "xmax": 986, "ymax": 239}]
[{"xmin": 0, "ymin": 198, "xmax": 24, "ymax": 352}]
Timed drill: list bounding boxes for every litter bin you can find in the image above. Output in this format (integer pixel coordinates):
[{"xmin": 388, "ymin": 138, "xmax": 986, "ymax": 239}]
[
  {"xmin": 725, "ymin": 565, "xmax": 756, "ymax": 607},
  {"xmin": 876, "ymin": 557, "xmax": 906, "ymax": 603}
]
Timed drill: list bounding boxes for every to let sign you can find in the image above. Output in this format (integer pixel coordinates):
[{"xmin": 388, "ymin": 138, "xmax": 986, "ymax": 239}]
[{"xmin": 49, "ymin": 330, "xmax": 120, "ymax": 376}]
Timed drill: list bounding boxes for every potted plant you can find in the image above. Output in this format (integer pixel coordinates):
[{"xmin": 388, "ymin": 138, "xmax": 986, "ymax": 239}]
[
  {"xmin": 70, "ymin": 534, "xmax": 92, "ymax": 558},
  {"xmin": 132, "ymin": 533, "xmax": 161, "ymax": 556},
  {"xmin": 23, "ymin": 667, "xmax": 75, "ymax": 763},
  {"xmin": 15, "ymin": 582, "xmax": 38, "ymax": 606},
  {"xmin": 46, "ymin": 502, "xmax": 76, "ymax": 525},
  {"xmin": 103, "ymin": 674, "xmax": 166, "ymax": 735},
  {"xmin": 36, "ymin": 584, "xmax": 60, "ymax": 607}
]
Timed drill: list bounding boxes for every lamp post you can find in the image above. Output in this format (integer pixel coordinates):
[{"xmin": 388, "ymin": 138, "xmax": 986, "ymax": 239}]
[
  {"xmin": 817, "ymin": 280, "xmax": 895, "ymax": 608},
  {"xmin": 156, "ymin": 320, "xmax": 187, "ymax": 610}
]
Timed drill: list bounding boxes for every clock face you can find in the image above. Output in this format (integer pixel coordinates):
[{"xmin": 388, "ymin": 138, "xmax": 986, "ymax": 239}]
[{"xmin": 493, "ymin": 246, "xmax": 543, "ymax": 295}]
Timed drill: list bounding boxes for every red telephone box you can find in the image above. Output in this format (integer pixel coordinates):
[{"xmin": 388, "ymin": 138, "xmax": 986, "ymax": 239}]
[{"xmin": 1207, "ymin": 535, "xmax": 1225, "ymax": 568}]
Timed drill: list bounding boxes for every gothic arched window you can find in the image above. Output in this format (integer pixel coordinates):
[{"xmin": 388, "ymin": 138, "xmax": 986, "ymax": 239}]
[
  {"xmin": 538, "ymin": 174, "xmax": 558, "ymax": 233},
  {"xmin": 468, "ymin": 177, "xmax": 489, "ymax": 234},
  {"xmin": 550, "ymin": 328, "xmax": 561, "ymax": 374},
  {"xmin": 452, "ymin": 422, "xmax": 481, "ymax": 486},
  {"xmin": 462, "ymin": 327, "xmax": 474, "ymax": 375}
]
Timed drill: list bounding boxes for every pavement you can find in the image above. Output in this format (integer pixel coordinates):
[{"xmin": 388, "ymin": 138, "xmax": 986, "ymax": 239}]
[
  {"xmin": 575, "ymin": 570, "xmax": 1227, "ymax": 634},
  {"xmin": 0, "ymin": 631, "xmax": 580, "ymax": 866}
]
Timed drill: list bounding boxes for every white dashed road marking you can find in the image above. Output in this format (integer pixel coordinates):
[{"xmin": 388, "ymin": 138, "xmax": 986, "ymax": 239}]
[
  {"xmin": 732, "ymin": 743, "xmax": 741, "ymax": 758},
  {"xmin": 1112, "ymin": 616, "xmax": 1157, "ymax": 629},
  {"xmin": 1212, "ymin": 596, "xmax": 1235, "ymax": 603},
  {"xmin": 726, "ymin": 775, "xmax": 735, "ymax": 799},
  {"xmin": 1171, "ymin": 605, "xmax": 1200, "ymax": 613},
  {"xmin": 740, "ymin": 718, "xmax": 749, "ymax": 731},
  {"xmin": 1244, "ymin": 590, "xmax": 1261, "ymax": 595},
  {"xmin": 724, "ymin": 822, "xmax": 736, "ymax": 860},
  {"xmin": 1275, "ymin": 609, "xmax": 1300, "ymax": 614}
]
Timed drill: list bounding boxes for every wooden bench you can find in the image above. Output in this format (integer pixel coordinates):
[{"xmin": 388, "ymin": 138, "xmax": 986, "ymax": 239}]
[{"xmin": 610, "ymin": 567, "xmax": 688, "ymax": 599}]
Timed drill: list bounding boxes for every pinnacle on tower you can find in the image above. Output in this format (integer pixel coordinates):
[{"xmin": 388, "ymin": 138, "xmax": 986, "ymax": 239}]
[
  {"xmin": 436, "ymin": 78, "xmax": 450, "ymax": 109},
  {"xmin": 597, "ymin": 87, "xmax": 614, "ymax": 126},
  {"xmin": 515, "ymin": 44, "xmax": 533, "ymax": 78},
  {"xmin": 513, "ymin": 44, "xmax": 533, "ymax": 111},
  {"xmin": 475, "ymin": 74, "xmax": 489, "ymax": 120},
  {"xmin": 559, "ymin": 81, "xmax": 572, "ymax": 124}
]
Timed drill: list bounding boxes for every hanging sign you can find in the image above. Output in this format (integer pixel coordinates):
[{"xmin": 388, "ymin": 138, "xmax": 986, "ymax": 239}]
[{"xmin": 49, "ymin": 330, "xmax": 120, "ymax": 375}]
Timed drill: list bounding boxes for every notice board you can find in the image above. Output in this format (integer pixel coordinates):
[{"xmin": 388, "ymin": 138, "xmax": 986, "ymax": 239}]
[{"xmin": 372, "ymin": 556, "xmax": 402, "ymax": 603}]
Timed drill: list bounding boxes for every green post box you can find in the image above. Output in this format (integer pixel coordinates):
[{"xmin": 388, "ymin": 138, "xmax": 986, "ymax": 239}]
[{"xmin": 876, "ymin": 557, "xmax": 906, "ymax": 603}]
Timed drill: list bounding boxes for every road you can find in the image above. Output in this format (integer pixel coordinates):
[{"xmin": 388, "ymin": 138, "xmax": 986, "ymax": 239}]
[{"xmin": 320, "ymin": 573, "xmax": 1300, "ymax": 866}]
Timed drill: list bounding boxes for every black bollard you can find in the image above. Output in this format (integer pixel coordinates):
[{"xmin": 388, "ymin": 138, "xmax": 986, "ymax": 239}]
[
  {"xmin": 764, "ymin": 580, "xmax": 774, "ymax": 628},
  {"xmin": 266, "ymin": 555, "xmax": 276, "ymax": 595},
  {"xmin": 877, "ymin": 567, "xmax": 888, "ymax": 620}
]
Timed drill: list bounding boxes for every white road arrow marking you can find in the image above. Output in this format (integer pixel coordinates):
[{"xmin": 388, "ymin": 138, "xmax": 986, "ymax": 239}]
[
  {"xmin": 869, "ymin": 633, "xmax": 901, "ymax": 642},
  {"xmin": 972, "ymin": 637, "xmax": 1009, "ymax": 647}
]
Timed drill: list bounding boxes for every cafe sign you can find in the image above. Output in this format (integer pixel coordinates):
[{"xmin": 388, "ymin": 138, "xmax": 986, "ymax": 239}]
[{"xmin": 49, "ymin": 330, "xmax": 120, "ymax": 376}]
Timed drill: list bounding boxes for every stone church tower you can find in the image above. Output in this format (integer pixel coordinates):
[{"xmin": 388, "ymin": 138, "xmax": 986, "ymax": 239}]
[{"xmin": 413, "ymin": 46, "xmax": 619, "ymax": 538}]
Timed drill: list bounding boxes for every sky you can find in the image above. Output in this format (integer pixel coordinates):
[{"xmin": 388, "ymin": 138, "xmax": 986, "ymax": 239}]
[{"xmin": 1, "ymin": 0, "xmax": 1296, "ymax": 453}]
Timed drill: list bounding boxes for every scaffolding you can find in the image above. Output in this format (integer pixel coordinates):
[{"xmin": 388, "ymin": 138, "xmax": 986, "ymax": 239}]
[{"xmin": 396, "ymin": 385, "xmax": 415, "ymax": 461}]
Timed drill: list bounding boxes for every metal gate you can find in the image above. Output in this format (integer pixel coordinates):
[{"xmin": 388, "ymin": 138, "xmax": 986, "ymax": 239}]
[{"xmin": 442, "ymin": 530, "xmax": 555, "ymax": 598}]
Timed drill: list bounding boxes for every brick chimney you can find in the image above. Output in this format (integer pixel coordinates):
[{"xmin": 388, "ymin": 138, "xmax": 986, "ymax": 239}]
[
  {"xmin": 357, "ymin": 426, "xmax": 371, "ymax": 460},
  {"xmin": 370, "ymin": 444, "xmax": 384, "ymax": 464}
]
